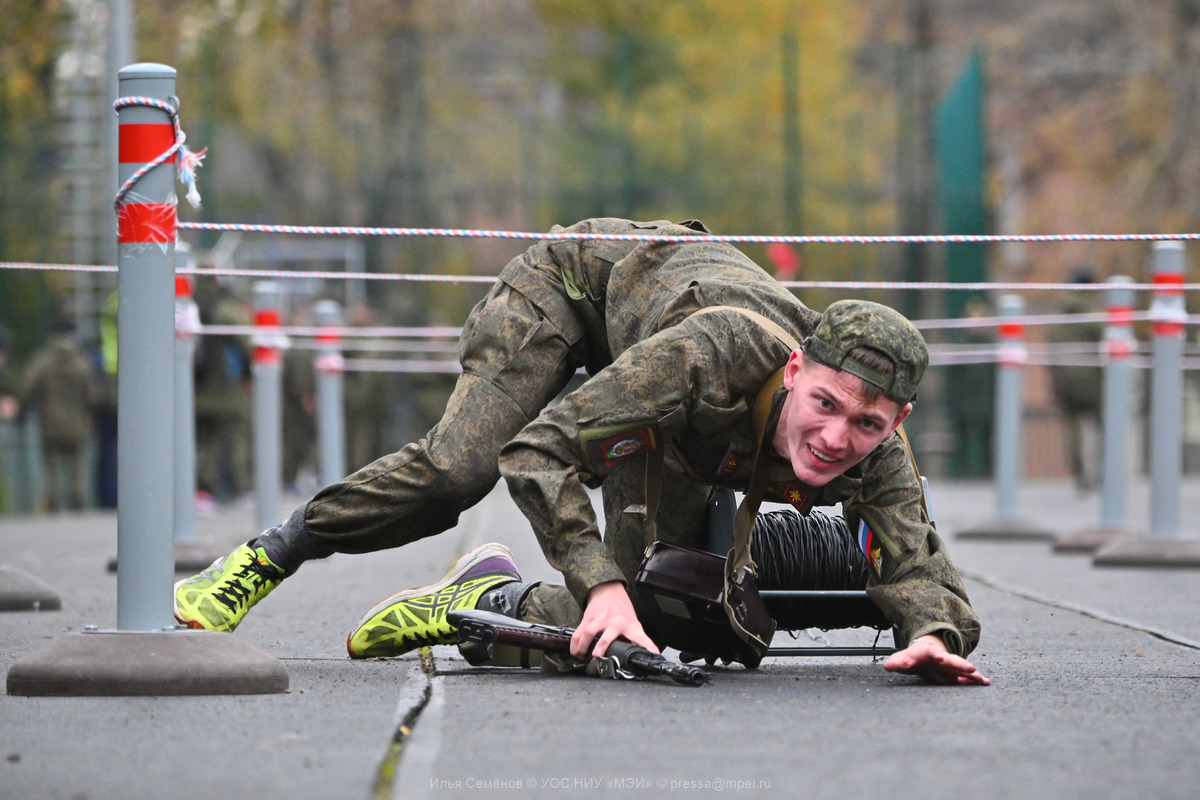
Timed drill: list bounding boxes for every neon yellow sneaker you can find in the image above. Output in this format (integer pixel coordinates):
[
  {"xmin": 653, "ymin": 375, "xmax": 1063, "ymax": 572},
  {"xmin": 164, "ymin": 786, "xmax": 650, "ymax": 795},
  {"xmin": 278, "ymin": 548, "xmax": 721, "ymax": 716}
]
[
  {"xmin": 174, "ymin": 543, "xmax": 286, "ymax": 632},
  {"xmin": 347, "ymin": 543, "xmax": 521, "ymax": 659}
]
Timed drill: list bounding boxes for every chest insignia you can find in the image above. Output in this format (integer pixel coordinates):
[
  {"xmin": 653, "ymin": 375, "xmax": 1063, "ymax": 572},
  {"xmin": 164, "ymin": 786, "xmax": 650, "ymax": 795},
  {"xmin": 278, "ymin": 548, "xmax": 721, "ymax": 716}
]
[{"xmin": 783, "ymin": 482, "xmax": 809, "ymax": 511}]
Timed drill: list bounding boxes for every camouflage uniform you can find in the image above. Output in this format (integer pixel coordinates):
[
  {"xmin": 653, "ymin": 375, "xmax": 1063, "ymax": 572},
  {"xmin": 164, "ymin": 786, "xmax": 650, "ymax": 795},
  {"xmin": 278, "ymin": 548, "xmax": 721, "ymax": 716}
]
[
  {"xmin": 19, "ymin": 329, "xmax": 99, "ymax": 511},
  {"xmin": 194, "ymin": 289, "xmax": 253, "ymax": 500},
  {"xmin": 282, "ymin": 344, "xmax": 316, "ymax": 488},
  {"xmin": 301, "ymin": 218, "xmax": 981, "ymax": 656},
  {"xmin": 1049, "ymin": 293, "xmax": 1104, "ymax": 491}
]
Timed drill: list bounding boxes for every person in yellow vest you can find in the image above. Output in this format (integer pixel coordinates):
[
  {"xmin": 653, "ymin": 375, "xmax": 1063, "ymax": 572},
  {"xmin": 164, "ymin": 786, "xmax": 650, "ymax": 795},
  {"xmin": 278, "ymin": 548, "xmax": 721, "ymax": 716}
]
[
  {"xmin": 94, "ymin": 292, "xmax": 119, "ymax": 508},
  {"xmin": 175, "ymin": 218, "xmax": 987, "ymax": 686}
]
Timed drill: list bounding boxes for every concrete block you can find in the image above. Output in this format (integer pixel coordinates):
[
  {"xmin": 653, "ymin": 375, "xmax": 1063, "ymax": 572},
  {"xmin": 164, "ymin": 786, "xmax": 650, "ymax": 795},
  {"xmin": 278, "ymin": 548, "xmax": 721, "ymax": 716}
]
[{"xmin": 6, "ymin": 629, "xmax": 289, "ymax": 696}]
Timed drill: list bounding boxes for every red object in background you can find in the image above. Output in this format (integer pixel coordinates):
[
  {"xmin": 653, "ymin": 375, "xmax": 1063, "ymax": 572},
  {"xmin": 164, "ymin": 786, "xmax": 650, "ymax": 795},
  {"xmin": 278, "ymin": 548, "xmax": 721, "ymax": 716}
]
[{"xmin": 765, "ymin": 242, "xmax": 802, "ymax": 281}]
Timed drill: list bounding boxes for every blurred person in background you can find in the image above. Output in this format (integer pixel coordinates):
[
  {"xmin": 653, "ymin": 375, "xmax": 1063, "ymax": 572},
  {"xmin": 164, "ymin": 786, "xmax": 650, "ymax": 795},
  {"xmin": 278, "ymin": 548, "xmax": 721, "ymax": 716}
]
[
  {"xmin": 945, "ymin": 297, "xmax": 994, "ymax": 479},
  {"xmin": 1048, "ymin": 266, "xmax": 1104, "ymax": 493},
  {"xmin": 0, "ymin": 326, "xmax": 18, "ymax": 421},
  {"xmin": 282, "ymin": 305, "xmax": 317, "ymax": 493},
  {"xmin": 94, "ymin": 291, "xmax": 119, "ymax": 509},
  {"xmin": 0, "ymin": 326, "xmax": 20, "ymax": 512},
  {"xmin": 194, "ymin": 282, "xmax": 253, "ymax": 504},
  {"xmin": 18, "ymin": 317, "xmax": 99, "ymax": 511},
  {"xmin": 343, "ymin": 303, "xmax": 390, "ymax": 468}
]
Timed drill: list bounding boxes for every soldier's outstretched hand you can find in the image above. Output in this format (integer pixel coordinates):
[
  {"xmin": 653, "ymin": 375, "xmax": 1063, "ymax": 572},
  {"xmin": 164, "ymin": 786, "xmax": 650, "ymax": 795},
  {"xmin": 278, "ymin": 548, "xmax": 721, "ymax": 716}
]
[
  {"xmin": 884, "ymin": 635, "xmax": 991, "ymax": 686},
  {"xmin": 572, "ymin": 581, "xmax": 660, "ymax": 660}
]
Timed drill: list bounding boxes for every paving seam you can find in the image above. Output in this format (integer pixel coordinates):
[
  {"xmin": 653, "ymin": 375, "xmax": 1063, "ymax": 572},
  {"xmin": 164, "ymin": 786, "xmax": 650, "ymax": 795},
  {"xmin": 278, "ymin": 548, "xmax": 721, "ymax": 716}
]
[
  {"xmin": 371, "ymin": 648, "xmax": 435, "ymax": 800},
  {"xmin": 961, "ymin": 568, "xmax": 1200, "ymax": 650},
  {"xmin": 392, "ymin": 651, "xmax": 449, "ymax": 798},
  {"xmin": 373, "ymin": 532, "xmax": 480, "ymax": 800}
]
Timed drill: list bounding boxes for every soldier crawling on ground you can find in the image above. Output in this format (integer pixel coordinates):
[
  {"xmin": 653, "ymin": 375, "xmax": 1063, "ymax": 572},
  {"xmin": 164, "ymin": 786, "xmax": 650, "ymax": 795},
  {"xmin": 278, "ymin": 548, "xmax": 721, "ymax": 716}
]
[{"xmin": 175, "ymin": 217, "xmax": 989, "ymax": 686}]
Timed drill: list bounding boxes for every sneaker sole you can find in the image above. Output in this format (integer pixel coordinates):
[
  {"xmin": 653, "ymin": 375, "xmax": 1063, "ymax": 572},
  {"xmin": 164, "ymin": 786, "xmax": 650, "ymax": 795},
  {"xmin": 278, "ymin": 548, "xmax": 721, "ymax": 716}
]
[{"xmin": 349, "ymin": 542, "xmax": 519, "ymax": 634}]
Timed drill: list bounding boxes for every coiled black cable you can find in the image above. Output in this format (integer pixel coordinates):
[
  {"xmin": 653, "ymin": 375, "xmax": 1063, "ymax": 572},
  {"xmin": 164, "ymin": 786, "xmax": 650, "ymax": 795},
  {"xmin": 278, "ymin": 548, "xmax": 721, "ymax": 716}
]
[{"xmin": 751, "ymin": 508, "xmax": 892, "ymax": 631}]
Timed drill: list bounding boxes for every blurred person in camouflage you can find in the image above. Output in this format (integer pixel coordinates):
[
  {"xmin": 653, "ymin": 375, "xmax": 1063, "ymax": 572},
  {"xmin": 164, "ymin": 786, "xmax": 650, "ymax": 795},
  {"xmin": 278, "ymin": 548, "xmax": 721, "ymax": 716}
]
[
  {"xmin": 0, "ymin": 327, "xmax": 20, "ymax": 512},
  {"xmin": 1048, "ymin": 267, "xmax": 1105, "ymax": 493},
  {"xmin": 282, "ymin": 305, "xmax": 317, "ymax": 492},
  {"xmin": 18, "ymin": 317, "xmax": 99, "ymax": 511},
  {"xmin": 0, "ymin": 326, "xmax": 17, "ymax": 422},
  {"xmin": 175, "ymin": 218, "xmax": 988, "ymax": 686},
  {"xmin": 945, "ymin": 297, "xmax": 994, "ymax": 478},
  {"xmin": 342, "ymin": 303, "xmax": 391, "ymax": 469},
  {"xmin": 193, "ymin": 283, "xmax": 253, "ymax": 504}
]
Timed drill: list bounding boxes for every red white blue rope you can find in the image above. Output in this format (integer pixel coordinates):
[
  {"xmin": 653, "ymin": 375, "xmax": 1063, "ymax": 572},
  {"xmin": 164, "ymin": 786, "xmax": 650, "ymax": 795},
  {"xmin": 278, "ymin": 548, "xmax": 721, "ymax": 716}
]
[
  {"xmin": 2, "ymin": 262, "xmax": 1198, "ymax": 295},
  {"xmin": 174, "ymin": 221, "xmax": 1200, "ymax": 245},
  {"xmin": 113, "ymin": 95, "xmax": 206, "ymax": 209}
]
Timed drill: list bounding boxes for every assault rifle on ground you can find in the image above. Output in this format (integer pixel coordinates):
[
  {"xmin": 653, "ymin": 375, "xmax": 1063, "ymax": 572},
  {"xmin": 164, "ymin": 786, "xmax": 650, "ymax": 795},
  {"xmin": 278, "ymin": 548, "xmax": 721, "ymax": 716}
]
[{"xmin": 447, "ymin": 609, "xmax": 710, "ymax": 687}]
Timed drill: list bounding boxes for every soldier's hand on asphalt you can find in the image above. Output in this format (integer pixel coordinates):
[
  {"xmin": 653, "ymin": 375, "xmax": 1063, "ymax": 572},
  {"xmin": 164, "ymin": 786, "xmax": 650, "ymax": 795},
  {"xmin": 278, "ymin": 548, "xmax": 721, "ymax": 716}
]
[
  {"xmin": 572, "ymin": 580, "xmax": 660, "ymax": 660},
  {"xmin": 883, "ymin": 635, "xmax": 991, "ymax": 686}
]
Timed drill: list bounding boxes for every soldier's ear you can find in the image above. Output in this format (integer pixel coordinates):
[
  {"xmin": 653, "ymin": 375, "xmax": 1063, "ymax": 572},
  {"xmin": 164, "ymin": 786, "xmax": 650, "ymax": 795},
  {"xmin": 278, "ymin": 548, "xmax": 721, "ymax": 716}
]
[{"xmin": 782, "ymin": 349, "xmax": 804, "ymax": 392}]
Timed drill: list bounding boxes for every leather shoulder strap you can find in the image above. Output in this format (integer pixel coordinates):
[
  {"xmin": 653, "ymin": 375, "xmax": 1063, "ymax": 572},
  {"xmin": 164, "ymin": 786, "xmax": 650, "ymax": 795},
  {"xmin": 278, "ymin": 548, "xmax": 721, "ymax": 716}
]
[
  {"xmin": 751, "ymin": 367, "xmax": 785, "ymax": 444},
  {"xmin": 688, "ymin": 305, "xmax": 802, "ymax": 353},
  {"xmin": 686, "ymin": 306, "xmax": 799, "ymax": 563},
  {"xmin": 894, "ymin": 423, "xmax": 929, "ymax": 519},
  {"xmin": 640, "ymin": 306, "xmax": 798, "ymax": 551}
]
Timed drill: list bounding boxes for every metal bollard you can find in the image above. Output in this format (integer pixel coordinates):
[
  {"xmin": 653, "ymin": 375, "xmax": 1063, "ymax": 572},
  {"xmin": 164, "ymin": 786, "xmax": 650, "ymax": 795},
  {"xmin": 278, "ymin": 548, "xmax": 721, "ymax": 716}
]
[
  {"xmin": 252, "ymin": 282, "xmax": 284, "ymax": 533},
  {"xmin": 114, "ymin": 64, "xmax": 178, "ymax": 631},
  {"xmin": 1149, "ymin": 241, "xmax": 1186, "ymax": 538},
  {"xmin": 992, "ymin": 295, "xmax": 1026, "ymax": 521},
  {"xmin": 173, "ymin": 245, "xmax": 200, "ymax": 545},
  {"xmin": 6, "ymin": 62, "xmax": 288, "ymax": 697},
  {"xmin": 1099, "ymin": 276, "xmax": 1136, "ymax": 531},
  {"xmin": 313, "ymin": 300, "xmax": 346, "ymax": 486}
]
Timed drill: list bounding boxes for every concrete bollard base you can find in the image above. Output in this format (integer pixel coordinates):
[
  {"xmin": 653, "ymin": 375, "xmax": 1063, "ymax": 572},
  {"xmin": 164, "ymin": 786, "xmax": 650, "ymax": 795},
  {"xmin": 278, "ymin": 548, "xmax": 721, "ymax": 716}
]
[
  {"xmin": 6, "ymin": 629, "xmax": 288, "ymax": 696},
  {"xmin": 953, "ymin": 517, "xmax": 1057, "ymax": 542},
  {"xmin": 1053, "ymin": 526, "xmax": 1142, "ymax": 554},
  {"xmin": 1092, "ymin": 538, "xmax": 1200, "ymax": 569},
  {"xmin": 0, "ymin": 566, "xmax": 63, "ymax": 612}
]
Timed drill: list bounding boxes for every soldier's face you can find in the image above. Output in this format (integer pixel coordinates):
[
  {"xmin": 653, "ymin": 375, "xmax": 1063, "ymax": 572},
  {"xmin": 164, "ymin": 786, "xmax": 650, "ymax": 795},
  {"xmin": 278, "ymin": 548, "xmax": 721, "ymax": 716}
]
[{"xmin": 773, "ymin": 350, "xmax": 911, "ymax": 486}]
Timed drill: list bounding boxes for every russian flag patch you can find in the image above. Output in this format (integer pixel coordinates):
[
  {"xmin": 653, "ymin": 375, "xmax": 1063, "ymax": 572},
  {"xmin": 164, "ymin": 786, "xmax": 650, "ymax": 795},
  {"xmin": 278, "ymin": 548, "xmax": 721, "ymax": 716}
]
[{"xmin": 858, "ymin": 519, "xmax": 883, "ymax": 576}]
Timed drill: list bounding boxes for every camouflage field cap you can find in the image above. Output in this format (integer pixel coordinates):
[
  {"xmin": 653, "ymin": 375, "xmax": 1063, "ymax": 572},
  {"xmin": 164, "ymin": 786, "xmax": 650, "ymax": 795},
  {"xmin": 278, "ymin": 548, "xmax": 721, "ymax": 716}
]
[{"xmin": 803, "ymin": 299, "xmax": 928, "ymax": 405}]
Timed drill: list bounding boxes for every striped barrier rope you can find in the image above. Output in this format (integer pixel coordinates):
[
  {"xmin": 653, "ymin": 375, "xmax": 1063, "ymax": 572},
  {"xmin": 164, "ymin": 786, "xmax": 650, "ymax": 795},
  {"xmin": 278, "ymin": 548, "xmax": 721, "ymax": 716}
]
[
  {"xmin": 174, "ymin": 221, "xmax": 1200, "ymax": 246},
  {"xmin": 4, "ymin": 262, "xmax": 1200, "ymax": 296}
]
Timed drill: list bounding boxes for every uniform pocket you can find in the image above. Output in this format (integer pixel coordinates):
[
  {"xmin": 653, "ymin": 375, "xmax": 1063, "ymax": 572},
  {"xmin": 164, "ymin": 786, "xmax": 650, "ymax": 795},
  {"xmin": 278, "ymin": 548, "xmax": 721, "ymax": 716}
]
[
  {"xmin": 459, "ymin": 286, "xmax": 580, "ymax": 420},
  {"xmin": 688, "ymin": 396, "xmax": 747, "ymax": 437}
]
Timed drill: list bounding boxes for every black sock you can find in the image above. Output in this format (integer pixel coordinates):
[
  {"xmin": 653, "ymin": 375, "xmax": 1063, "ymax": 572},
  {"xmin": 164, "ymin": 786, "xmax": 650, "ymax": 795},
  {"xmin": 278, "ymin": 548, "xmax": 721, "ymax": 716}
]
[
  {"xmin": 475, "ymin": 580, "xmax": 538, "ymax": 618},
  {"xmin": 252, "ymin": 505, "xmax": 334, "ymax": 575}
]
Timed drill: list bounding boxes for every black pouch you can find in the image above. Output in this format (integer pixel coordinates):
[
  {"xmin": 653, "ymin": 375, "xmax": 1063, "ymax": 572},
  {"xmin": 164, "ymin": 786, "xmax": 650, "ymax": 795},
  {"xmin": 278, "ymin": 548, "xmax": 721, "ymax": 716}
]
[{"xmin": 633, "ymin": 541, "xmax": 774, "ymax": 668}]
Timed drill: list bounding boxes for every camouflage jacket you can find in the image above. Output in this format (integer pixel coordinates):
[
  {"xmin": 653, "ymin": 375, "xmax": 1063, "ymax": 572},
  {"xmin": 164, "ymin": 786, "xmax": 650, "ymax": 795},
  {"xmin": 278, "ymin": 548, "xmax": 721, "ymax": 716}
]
[
  {"xmin": 497, "ymin": 219, "xmax": 981, "ymax": 656},
  {"xmin": 19, "ymin": 335, "xmax": 99, "ymax": 448}
]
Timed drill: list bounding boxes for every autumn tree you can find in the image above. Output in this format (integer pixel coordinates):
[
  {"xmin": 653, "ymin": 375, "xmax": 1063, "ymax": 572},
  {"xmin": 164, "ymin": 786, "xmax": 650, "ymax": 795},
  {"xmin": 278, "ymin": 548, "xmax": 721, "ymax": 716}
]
[{"xmin": 0, "ymin": 0, "xmax": 67, "ymax": 361}]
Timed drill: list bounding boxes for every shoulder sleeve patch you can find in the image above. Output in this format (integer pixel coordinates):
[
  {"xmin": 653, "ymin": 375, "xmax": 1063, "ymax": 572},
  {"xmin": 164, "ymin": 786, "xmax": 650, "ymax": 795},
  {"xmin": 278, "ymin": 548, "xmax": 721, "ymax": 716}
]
[{"xmin": 579, "ymin": 423, "xmax": 659, "ymax": 477}]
